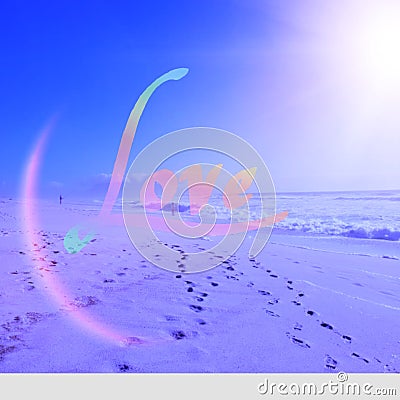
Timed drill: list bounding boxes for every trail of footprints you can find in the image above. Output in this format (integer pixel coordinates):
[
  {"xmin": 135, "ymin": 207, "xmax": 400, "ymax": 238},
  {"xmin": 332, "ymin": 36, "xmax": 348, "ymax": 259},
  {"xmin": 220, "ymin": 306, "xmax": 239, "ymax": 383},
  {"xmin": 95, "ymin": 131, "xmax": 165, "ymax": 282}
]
[
  {"xmin": 0, "ymin": 311, "xmax": 55, "ymax": 362},
  {"xmin": 251, "ymin": 256, "xmax": 380, "ymax": 371},
  {"xmin": 8, "ymin": 232, "xmax": 397, "ymax": 372},
  {"xmin": 158, "ymin": 243, "xmax": 239, "ymax": 342},
  {"xmin": 1, "ymin": 230, "xmax": 102, "ymax": 364},
  {"xmin": 157, "ymin": 243, "xmax": 379, "ymax": 371}
]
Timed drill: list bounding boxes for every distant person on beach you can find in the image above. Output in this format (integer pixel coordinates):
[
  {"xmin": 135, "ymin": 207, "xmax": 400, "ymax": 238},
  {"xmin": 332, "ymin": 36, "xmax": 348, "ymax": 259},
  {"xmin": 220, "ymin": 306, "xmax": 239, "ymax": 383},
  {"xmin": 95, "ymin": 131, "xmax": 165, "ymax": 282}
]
[
  {"xmin": 59, "ymin": 195, "xmax": 63, "ymax": 205},
  {"xmin": 171, "ymin": 202, "xmax": 176, "ymax": 216}
]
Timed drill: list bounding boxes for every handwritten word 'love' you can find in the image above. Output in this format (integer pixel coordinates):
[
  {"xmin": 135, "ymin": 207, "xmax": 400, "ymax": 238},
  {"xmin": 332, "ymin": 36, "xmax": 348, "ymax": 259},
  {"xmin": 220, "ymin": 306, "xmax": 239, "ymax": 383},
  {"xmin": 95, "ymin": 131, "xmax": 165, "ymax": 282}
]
[{"xmin": 140, "ymin": 165, "xmax": 257, "ymax": 214}]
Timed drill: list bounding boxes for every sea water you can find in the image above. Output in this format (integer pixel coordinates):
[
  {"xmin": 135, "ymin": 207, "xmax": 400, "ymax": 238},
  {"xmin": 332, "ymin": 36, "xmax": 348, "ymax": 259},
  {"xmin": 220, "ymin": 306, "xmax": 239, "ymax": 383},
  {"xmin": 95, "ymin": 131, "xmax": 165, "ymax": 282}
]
[
  {"xmin": 161, "ymin": 189, "xmax": 400, "ymax": 259},
  {"xmin": 80, "ymin": 189, "xmax": 400, "ymax": 260},
  {"xmin": 271, "ymin": 190, "xmax": 400, "ymax": 260}
]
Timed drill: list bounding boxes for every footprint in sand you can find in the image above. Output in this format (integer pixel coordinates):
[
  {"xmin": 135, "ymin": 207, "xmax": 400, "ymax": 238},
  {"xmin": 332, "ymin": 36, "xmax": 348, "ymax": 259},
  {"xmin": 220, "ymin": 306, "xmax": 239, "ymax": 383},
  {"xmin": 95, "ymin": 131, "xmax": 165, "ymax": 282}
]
[
  {"xmin": 383, "ymin": 363, "xmax": 398, "ymax": 373},
  {"xmin": 293, "ymin": 322, "xmax": 302, "ymax": 331},
  {"xmin": 286, "ymin": 333, "xmax": 310, "ymax": 349},
  {"xmin": 299, "ymin": 304, "xmax": 354, "ymax": 347},
  {"xmin": 0, "ymin": 345, "xmax": 17, "ymax": 361},
  {"xmin": 351, "ymin": 352, "xmax": 369, "ymax": 364},
  {"xmin": 319, "ymin": 320, "xmax": 353, "ymax": 345},
  {"xmin": 0, "ymin": 312, "xmax": 53, "ymax": 361},
  {"xmin": 265, "ymin": 309, "xmax": 280, "ymax": 318},
  {"xmin": 342, "ymin": 335, "xmax": 352, "ymax": 343},
  {"xmin": 320, "ymin": 322, "xmax": 334, "ymax": 330},
  {"xmin": 69, "ymin": 296, "xmax": 100, "ymax": 308},
  {"xmin": 178, "ymin": 263, "xmax": 186, "ymax": 272},
  {"xmin": 171, "ymin": 330, "xmax": 187, "ymax": 340},
  {"xmin": 117, "ymin": 364, "xmax": 135, "ymax": 373},
  {"xmin": 324, "ymin": 355, "xmax": 338, "ymax": 370}
]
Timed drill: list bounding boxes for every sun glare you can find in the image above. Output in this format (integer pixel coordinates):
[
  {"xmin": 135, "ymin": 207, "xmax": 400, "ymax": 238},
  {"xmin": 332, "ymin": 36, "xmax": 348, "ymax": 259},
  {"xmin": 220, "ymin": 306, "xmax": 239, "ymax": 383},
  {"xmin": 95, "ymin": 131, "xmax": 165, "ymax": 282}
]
[{"xmin": 352, "ymin": 5, "xmax": 400, "ymax": 90}]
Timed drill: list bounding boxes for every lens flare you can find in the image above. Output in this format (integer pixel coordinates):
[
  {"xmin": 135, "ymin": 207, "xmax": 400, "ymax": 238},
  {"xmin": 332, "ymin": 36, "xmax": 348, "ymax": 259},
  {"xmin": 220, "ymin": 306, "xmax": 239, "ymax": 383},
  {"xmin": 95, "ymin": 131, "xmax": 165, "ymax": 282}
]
[{"xmin": 20, "ymin": 117, "xmax": 151, "ymax": 345}]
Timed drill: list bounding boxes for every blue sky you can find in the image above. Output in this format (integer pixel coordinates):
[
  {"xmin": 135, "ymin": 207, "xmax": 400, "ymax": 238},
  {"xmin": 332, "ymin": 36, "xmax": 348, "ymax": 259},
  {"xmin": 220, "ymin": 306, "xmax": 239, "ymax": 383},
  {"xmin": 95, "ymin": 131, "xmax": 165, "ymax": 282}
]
[{"xmin": 1, "ymin": 0, "xmax": 400, "ymax": 198}]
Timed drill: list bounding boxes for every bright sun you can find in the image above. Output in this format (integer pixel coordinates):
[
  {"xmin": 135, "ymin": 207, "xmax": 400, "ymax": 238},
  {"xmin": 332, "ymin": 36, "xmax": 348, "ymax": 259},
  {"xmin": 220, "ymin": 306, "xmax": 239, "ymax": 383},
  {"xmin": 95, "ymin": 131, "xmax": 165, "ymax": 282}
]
[{"xmin": 351, "ymin": 4, "xmax": 400, "ymax": 90}]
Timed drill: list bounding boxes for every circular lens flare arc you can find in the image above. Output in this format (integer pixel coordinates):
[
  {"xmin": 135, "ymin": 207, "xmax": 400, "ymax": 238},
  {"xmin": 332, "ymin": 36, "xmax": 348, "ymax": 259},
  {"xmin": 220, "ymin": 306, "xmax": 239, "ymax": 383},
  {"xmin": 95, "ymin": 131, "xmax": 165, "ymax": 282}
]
[{"xmin": 20, "ymin": 119, "xmax": 141, "ymax": 345}]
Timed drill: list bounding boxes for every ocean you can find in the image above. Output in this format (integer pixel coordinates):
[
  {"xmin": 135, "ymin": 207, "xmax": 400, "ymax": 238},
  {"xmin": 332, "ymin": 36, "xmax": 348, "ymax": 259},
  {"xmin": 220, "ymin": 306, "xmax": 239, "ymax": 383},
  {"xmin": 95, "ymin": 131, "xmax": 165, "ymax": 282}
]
[
  {"xmin": 271, "ymin": 190, "xmax": 400, "ymax": 260},
  {"xmin": 130, "ymin": 189, "xmax": 400, "ymax": 260},
  {"xmin": 61, "ymin": 189, "xmax": 400, "ymax": 260}
]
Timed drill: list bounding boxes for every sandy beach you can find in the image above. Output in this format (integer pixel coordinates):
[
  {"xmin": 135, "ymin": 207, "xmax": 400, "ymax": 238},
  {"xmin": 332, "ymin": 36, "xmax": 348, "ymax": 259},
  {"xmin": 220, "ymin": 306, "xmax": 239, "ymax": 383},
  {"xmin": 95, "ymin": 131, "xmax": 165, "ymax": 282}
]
[{"xmin": 0, "ymin": 198, "xmax": 399, "ymax": 373}]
